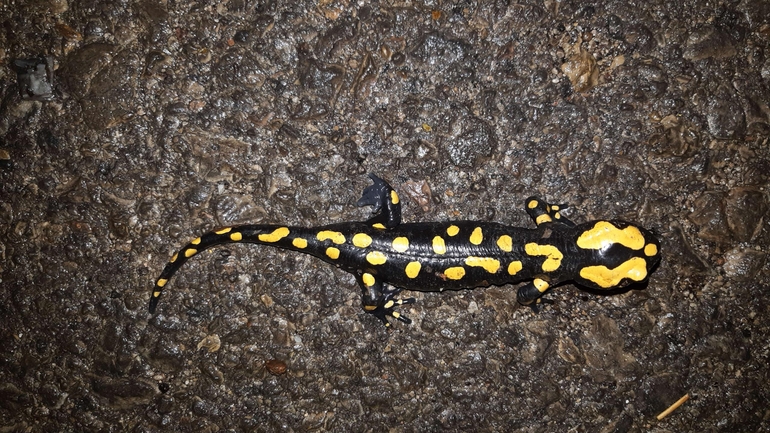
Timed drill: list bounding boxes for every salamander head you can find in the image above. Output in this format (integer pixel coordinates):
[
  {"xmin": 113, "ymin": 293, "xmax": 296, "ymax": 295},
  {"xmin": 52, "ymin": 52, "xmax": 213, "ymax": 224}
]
[{"xmin": 571, "ymin": 220, "xmax": 661, "ymax": 290}]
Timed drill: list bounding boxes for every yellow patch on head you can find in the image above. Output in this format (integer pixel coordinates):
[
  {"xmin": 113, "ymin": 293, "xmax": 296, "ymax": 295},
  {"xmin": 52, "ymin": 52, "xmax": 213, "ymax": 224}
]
[
  {"xmin": 446, "ymin": 225, "xmax": 460, "ymax": 236},
  {"xmin": 156, "ymin": 278, "xmax": 168, "ymax": 288},
  {"xmin": 465, "ymin": 256, "xmax": 501, "ymax": 274},
  {"xmin": 352, "ymin": 233, "xmax": 372, "ymax": 248},
  {"xmin": 444, "ymin": 266, "xmax": 466, "ymax": 280},
  {"xmin": 259, "ymin": 227, "xmax": 290, "ymax": 243},
  {"xmin": 535, "ymin": 214, "xmax": 552, "ymax": 225},
  {"xmin": 316, "ymin": 230, "xmax": 346, "ymax": 244},
  {"xmin": 497, "ymin": 235, "xmax": 513, "ymax": 252},
  {"xmin": 507, "ymin": 261, "xmax": 523, "ymax": 275},
  {"xmin": 191, "ymin": 237, "xmax": 202, "ymax": 245},
  {"xmin": 184, "ymin": 248, "xmax": 197, "ymax": 258},
  {"xmin": 577, "ymin": 221, "xmax": 645, "ymax": 251},
  {"xmin": 432, "ymin": 236, "xmax": 446, "ymax": 254},
  {"xmin": 405, "ymin": 261, "xmax": 421, "ymax": 278},
  {"xmin": 325, "ymin": 247, "xmax": 340, "ymax": 260},
  {"xmin": 230, "ymin": 232, "xmax": 243, "ymax": 241},
  {"xmin": 579, "ymin": 257, "xmax": 648, "ymax": 288},
  {"xmin": 528, "ymin": 200, "xmax": 539, "ymax": 209},
  {"xmin": 392, "ymin": 237, "xmax": 409, "ymax": 252},
  {"xmin": 292, "ymin": 238, "xmax": 308, "ymax": 249},
  {"xmin": 372, "ymin": 223, "xmax": 386, "ymax": 229},
  {"xmin": 215, "ymin": 227, "xmax": 232, "ymax": 235},
  {"xmin": 525, "ymin": 243, "xmax": 563, "ymax": 272},
  {"xmin": 362, "ymin": 272, "xmax": 375, "ymax": 287},
  {"xmin": 390, "ymin": 190, "xmax": 400, "ymax": 205},
  {"xmin": 533, "ymin": 278, "xmax": 550, "ymax": 292},
  {"xmin": 644, "ymin": 243, "xmax": 658, "ymax": 257},
  {"xmin": 470, "ymin": 227, "xmax": 483, "ymax": 245},
  {"xmin": 366, "ymin": 251, "xmax": 387, "ymax": 265}
]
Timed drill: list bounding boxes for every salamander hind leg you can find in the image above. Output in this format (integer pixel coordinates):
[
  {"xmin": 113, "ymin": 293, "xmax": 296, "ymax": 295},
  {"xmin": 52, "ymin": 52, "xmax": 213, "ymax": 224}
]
[
  {"xmin": 356, "ymin": 174, "xmax": 402, "ymax": 229},
  {"xmin": 524, "ymin": 196, "xmax": 575, "ymax": 227},
  {"xmin": 357, "ymin": 272, "xmax": 415, "ymax": 326}
]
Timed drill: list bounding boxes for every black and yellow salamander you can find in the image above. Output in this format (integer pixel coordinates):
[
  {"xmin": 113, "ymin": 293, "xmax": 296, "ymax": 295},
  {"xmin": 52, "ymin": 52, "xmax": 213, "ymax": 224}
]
[{"xmin": 150, "ymin": 174, "xmax": 661, "ymax": 326}]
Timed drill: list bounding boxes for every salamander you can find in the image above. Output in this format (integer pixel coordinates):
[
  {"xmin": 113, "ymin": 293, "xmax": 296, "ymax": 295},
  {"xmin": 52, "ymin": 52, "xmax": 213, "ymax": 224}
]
[{"xmin": 150, "ymin": 174, "xmax": 661, "ymax": 325}]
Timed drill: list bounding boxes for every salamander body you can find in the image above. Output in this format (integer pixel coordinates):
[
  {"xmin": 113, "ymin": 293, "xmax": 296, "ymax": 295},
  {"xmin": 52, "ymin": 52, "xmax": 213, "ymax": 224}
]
[{"xmin": 150, "ymin": 175, "xmax": 661, "ymax": 325}]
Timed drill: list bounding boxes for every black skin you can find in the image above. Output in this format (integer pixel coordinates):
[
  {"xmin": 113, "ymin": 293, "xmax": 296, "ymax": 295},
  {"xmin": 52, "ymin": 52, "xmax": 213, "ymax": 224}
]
[{"xmin": 150, "ymin": 174, "xmax": 661, "ymax": 326}]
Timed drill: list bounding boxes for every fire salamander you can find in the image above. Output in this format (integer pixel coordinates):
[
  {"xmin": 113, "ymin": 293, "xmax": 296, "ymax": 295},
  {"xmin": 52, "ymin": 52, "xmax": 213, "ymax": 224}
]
[{"xmin": 150, "ymin": 174, "xmax": 661, "ymax": 326}]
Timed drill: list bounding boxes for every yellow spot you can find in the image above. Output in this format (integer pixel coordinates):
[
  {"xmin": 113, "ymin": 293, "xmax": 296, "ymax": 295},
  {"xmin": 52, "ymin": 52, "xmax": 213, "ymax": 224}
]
[
  {"xmin": 153, "ymin": 291, "xmax": 161, "ymax": 298},
  {"xmin": 230, "ymin": 232, "xmax": 243, "ymax": 241},
  {"xmin": 316, "ymin": 230, "xmax": 346, "ymax": 244},
  {"xmin": 259, "ymin": 227, "xmax": 290, "ymax": 243},
  {"xmin": 185, "ymin": 248, "xmax": 197, "ymax": 258},
  {"xmin": 391, "ymin": 311, "xmax": 401, "ymax": 319},
  {"xmin": 390, "ymin": 190, "xmax": 400, "ymax": 204},
  {"xmin": 551, "ymin": 205, "xmax": 560, "ymax": 211},
  {"xmin": 444, "ymin": 266, "xmax": 466, "ymax": 280},
  {"xmin": 432, "ymin": 236, "xmax": 446, "ymax": 254},
  {"xmin": 292, "ymin": 238, "xmax": 308, "ymax": 249},
  {"xmin": 525, "ymin": 243, "xmax": 563, "ymax": 272},
  {"xmin": 497, "ymin": 235, "xmax": 512, "ymax": 252},
  {"xmin": 326, "ymin": 247, "xmax": 340, "ymax": 260},
  {"xmin": 392, "ymin": 237, "xmax": 409, "ymax": 252},
  {"xmin": 465, "ymin": 256, "xmax": 500, "ymax": 274},
  {"xmin": 577, "ymin": 221, "xmax": 645, "ymax": 251},
  {"xmin": 447, "ymin": 225, "xmax": 460, "ymax": 236},
  {"xmin": 170, "ymin": 253, "xmax": 178, "ymax": 263},
  {"xmin": 215, "ymin": 227, "xmax": 232, "ymax": 234},
  {"xmin": 644, "ymin": 243, "xmax": 658, "ymax": 257},
  {"xmin": 352, "ymin": 233, "xmax": 372, "ymax": 248},
  {"xmin": 470, "ymin": 227, "xmax": 483, "ymax": 245},
  {"xmin": 191, "ymin": 237, "xmax": 201, "ymax": 245},
  {"xmin": 366, "ymin": 251, "xmax": 387, "ymax": 265},
  {"xmin": 157, "ymin": 278, "xmax": 168, "ymax": 288},
  {"xmin": 372, "ymin": 223, "xmax": 386, "ymax": 230},
  {"xmin": 405, "ymin": 261, "xmax": 421, "ymax": 278},
  {"xmin": 554, "ymin": 212, "xmax": 562, "ymax": 220},
  {"xmin": 362, "ymin": 273, "xmax": 375, "ymax": 287},
  {"xmin": 508, "ymin": 261, "xmax": 523, "ymax": 275},
  {"xmin": 364, "ymin": 305, "xmax": 377, "ymax": 311},
  {"xmin": 528, "ymin": 200, "xmax": 538, "ymax": 209},
  {"xmin": 580, "ymin": 257, "xmax": 648, "ymax": 288},
  {"xmin": 536, "ymin": 214, "xmax": 552, "ymax": 225},
  {"xmin": 533, "ymin": 278, "xmax": 550, "ymax": 293},
  {"xmin": 384, "ymin": 300, "xmax": 395, "ymax": 309}
]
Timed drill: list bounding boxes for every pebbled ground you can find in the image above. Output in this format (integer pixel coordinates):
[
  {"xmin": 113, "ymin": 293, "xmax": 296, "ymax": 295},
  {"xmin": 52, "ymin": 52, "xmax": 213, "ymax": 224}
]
[{"xmin": 1, "ymin": 0, "xmax": 769, "ymax": 431}]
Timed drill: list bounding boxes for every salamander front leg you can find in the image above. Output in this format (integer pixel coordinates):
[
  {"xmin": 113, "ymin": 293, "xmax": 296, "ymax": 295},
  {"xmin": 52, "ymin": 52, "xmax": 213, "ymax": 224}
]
[
  {"xmin": 357, "ymin": 272, "xmax": 415, "ymax": 326},
  {"xmin": 356, "ymin": 174, "xmax": 402, "ymax": 229},
  {"xmin": 524, "ymin": 196, "xmax": 575, "ymax": 227},
  {"xmin": 516, "ymin": 277, "xmax": 554, "ymax": 312}
]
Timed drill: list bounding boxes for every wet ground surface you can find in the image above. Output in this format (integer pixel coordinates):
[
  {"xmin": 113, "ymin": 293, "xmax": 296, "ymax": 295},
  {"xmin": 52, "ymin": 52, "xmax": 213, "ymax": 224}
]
[{"xmin": 2, "ymin": 0, "xmax": 769, "ymax": 431}]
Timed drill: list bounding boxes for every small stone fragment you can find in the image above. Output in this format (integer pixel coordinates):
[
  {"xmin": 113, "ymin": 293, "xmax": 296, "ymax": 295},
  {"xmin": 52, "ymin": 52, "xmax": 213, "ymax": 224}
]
[
  {"xmin": 561, "ymin": 43, "xmax": 598, "ymax": 93},
  {"xmin": 723, "ymin": 246, "xmax": 766, "ymax": 282},
  {"xmin": 197, "ymin": 334, "xmax": 221, "ymax": 353},
  {"xmin": 265, "ymin": 359, "xmax": 287, "ymax": 375}
]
